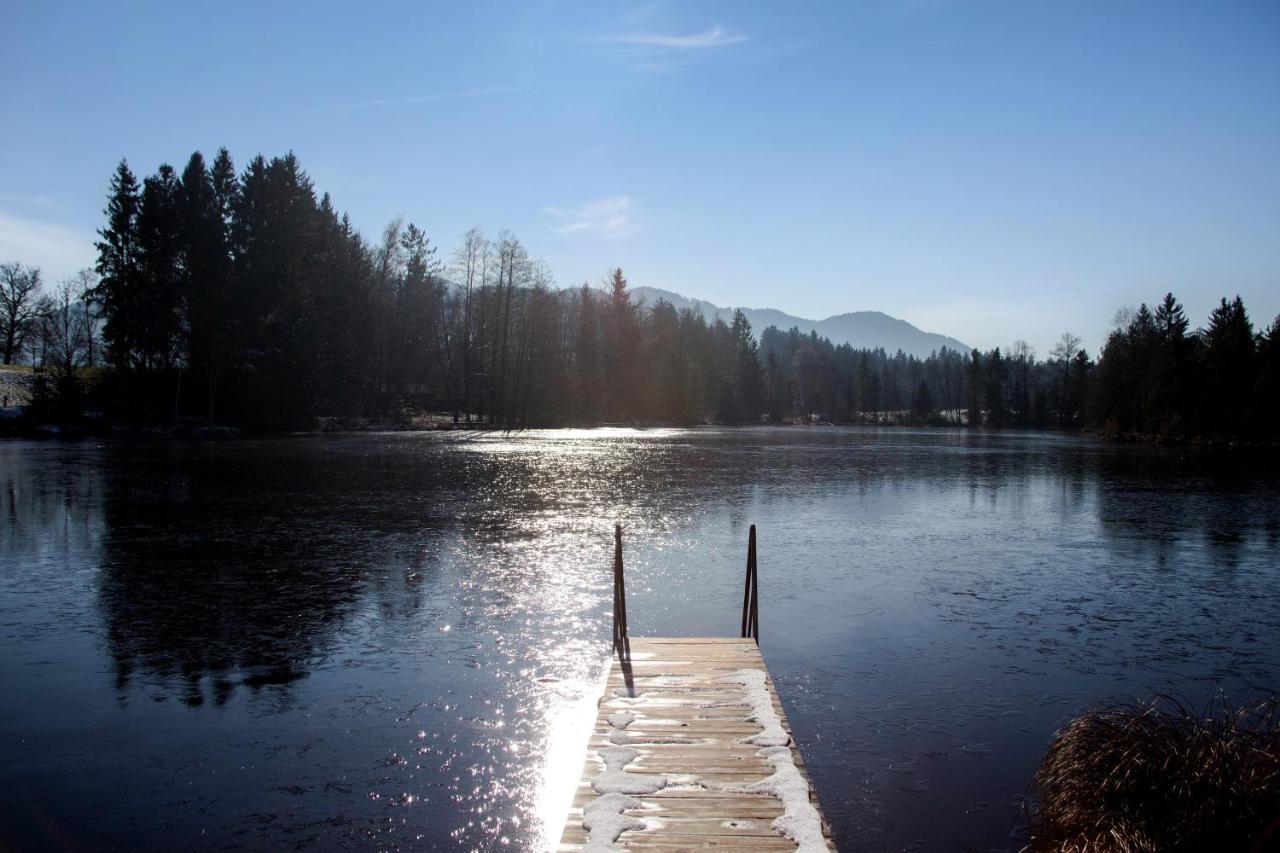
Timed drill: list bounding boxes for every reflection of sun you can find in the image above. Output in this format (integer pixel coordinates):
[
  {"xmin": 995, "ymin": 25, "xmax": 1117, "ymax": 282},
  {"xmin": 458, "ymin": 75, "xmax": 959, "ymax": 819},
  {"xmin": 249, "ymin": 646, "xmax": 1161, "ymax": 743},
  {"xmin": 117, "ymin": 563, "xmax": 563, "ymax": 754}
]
[
  {"xmin": 535, "ymin": 672, "xmax": 608, "ymax": 851},
  {"xmin": 439, "ymin": 426, "xmax": 679, "ymax": 849},
  {"xmin": 454, "ymin": 427, "xmax": 688, "ymax": 457}
]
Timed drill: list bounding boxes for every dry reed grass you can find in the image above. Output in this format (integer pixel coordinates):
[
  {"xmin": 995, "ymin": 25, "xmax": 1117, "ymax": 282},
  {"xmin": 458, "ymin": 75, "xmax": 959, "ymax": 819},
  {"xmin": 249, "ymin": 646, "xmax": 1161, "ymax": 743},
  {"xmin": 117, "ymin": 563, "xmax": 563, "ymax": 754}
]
[{"xmin": 1026, "ymin": 697, "xmax": 1280, "ymax": 852}]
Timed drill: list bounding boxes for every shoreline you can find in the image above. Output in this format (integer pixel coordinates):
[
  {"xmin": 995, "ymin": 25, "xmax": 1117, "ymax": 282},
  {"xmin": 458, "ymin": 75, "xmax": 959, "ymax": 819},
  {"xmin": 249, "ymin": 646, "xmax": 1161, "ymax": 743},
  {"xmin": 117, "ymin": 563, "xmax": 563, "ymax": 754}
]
[{"xmin": 4, "ymin": 417, "xmax": 1278, "ymax": 451}]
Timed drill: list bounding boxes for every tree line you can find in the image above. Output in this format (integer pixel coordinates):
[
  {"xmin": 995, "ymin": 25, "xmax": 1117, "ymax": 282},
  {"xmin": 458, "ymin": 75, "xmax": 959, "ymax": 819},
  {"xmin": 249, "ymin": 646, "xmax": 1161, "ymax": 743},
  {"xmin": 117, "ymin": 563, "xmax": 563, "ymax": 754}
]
[{"xmin": 3, "ymin": 147, "xmax": 1277, "ymax": 441}]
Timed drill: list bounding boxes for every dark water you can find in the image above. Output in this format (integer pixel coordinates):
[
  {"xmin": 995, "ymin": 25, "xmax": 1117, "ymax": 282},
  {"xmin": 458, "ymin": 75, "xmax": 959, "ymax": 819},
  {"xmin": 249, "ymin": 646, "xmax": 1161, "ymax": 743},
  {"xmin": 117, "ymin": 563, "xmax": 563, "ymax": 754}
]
[{"xmin": 2, "ymin": 428, "xmax": 1278, "ymax": 851}]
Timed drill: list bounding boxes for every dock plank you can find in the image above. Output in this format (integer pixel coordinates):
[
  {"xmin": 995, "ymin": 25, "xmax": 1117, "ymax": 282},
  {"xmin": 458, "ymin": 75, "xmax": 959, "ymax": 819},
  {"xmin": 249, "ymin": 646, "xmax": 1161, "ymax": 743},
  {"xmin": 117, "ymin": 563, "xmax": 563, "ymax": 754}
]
[{"xmin": 558, "ymin": 638, "xmax": 835, "ymax": 852}]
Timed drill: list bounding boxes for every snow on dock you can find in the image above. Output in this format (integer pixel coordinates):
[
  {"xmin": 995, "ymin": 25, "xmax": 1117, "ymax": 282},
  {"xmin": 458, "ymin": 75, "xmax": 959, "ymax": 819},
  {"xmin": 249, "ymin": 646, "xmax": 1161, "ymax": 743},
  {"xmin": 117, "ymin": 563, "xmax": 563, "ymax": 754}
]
[{"xmin": 558, "ymin": 637, "xmax": 836, "ymax": 852}]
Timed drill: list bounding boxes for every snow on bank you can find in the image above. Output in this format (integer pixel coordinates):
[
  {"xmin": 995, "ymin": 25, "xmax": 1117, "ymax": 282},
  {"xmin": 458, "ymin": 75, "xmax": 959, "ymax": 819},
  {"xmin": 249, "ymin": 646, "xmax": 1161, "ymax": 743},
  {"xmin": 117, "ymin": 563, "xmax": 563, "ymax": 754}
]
[{"xmin": 721, "ymin": 668, "xmax": 790, "ymax": 747}]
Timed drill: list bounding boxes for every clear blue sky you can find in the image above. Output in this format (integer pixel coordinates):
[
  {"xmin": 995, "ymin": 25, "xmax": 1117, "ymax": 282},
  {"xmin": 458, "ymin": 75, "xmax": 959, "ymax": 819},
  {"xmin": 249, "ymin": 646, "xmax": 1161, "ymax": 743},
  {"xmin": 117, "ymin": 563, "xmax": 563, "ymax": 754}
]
[{"xmin": 2, "ymin": 0, "xmax": 1277, "ymax": 355}]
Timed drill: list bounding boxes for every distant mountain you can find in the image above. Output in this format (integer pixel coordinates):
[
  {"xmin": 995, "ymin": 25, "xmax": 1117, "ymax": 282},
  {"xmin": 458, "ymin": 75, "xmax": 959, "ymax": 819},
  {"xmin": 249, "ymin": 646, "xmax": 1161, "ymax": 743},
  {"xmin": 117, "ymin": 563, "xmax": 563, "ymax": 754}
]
[{"xmin": 630, "ymin": 286, "xmax": 968, "ymax": 358}]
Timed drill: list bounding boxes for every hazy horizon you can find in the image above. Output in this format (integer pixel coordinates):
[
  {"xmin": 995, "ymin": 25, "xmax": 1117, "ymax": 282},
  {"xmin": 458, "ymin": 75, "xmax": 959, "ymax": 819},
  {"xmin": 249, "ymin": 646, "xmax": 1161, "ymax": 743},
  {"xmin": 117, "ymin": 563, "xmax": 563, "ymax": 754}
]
[{"xmin": 3, "ymin": 1, "xmax": 1278, "ymax": 356}]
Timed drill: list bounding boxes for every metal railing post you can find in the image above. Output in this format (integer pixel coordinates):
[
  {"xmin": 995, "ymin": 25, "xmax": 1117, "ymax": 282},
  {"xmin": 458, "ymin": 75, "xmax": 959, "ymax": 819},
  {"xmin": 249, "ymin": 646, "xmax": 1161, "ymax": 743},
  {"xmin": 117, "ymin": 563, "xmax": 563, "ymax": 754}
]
[
  {"xmin": 741, "ymin": 525, "xmax": 758, "ymax": 642},
  {"xmin": 613, "ymin": 523, "xmax": 628, "ymax": 647}
]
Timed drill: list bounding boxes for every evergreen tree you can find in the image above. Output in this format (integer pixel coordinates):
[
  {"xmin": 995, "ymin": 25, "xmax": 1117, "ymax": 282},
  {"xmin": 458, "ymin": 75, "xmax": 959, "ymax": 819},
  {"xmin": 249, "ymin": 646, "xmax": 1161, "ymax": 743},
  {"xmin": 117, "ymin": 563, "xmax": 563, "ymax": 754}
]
[
  {"xmin": 397, "ymin": 222, "xmax": 441, "ymax": 394},
  {"xmin": 231, "ymin": 152, "xmax": 324, "ymax": 426},
  {"xmin": 913, "ymin": 379, "xmax": 934, "ymax": 423},
  {"xmin": 573, "ymin": 283, "xmax": 602, "ymax": 424},
  {"xmin": 603, "ymin": 267, "xmax": 638, "ymax": 422},
  {"xmin": 178, "ymin": 151, "xmax": 234, "ymax": 421},
  {"xmin": 94, "ymin": 160, "xmax": 142, "ymax": 372},
  {"xmin": 649, "ymin": 299, "xmax": 689, "ymax": 423},
  {"xmin": 967, "ymin": 349, "xmax": 983, "ymax": 425},
  {"xmin": 985, "ymin": 347, "xmax": 1006, "ymax": 426},
  {"xmin": 1259, "ymin": 315, "xmax": 1280, "ymax": 437},
  {"xmin": 1067, "ymin": 350, "xmax": 1091, "ymax": 426},
  {"xmin": 136, "ymin": 164, "xmax": 184, "ymax": 377},
  {"xmin": 1200, "ymin": 296, "xmax": 1255, "ymax": 437},
  {"xmin": 764, "ymin": 348, "xmax": 787, "ymax": 423},
  {"xmin": 727, "ymin": 310, "xmax": 763, "ymax": 423},
  {"xmin": 1151, "ymin": 293, "xmax": 1190, "ymax": 432}
]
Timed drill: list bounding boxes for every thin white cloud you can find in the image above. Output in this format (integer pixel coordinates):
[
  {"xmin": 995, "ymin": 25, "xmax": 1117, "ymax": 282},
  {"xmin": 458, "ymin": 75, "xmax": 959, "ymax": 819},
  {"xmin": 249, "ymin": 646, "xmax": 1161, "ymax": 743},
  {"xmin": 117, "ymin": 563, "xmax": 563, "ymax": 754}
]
[
  {"xmin": 616, "ymin": 2, "xmax": 666, "ymax": 25},
  {"xmin": 605, "ymin": 26, "xmax": 748, "ymax": 49},
  {"xmin": 543, "ymin": 196, "xmax": 634, "ymax": 237},
  {"xmin": 343, "ymin": 86, "xmax": 519, "ymax": 111},
  {"xmin": 0, "ymin": 192, "xmax": 60, "ymax": 212},
  {"xmin": 0, "ymin": 210, "xmax": 96, "ymax": 284}
]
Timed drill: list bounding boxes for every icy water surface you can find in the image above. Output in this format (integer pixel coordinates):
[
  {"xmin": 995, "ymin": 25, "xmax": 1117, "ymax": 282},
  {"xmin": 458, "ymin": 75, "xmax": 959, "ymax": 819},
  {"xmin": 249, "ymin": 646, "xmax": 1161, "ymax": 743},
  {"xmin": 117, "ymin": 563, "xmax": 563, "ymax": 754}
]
[{"xmin": 1, "ymin": 428, "xmax": 1278, "ymax": 851}]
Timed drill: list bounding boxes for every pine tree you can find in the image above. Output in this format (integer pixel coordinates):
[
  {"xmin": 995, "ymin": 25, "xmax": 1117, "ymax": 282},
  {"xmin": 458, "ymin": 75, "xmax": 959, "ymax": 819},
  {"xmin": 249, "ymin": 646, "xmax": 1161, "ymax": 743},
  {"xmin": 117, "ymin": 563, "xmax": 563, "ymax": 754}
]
[
  {"xmin": 136, "ymin": 164, "xmax": 184, "ymax": 377},
  {"xmin": 1154, "ymin": 293, "xmax": 1189, "ymax": 342},
  {"xmin": 179, "ymin": 151, "xmax": 234, "ymax": 421},
  {"xmin": 1259, "ymin": 315, "xmax": 1280, "ymax": 437},
  {"xmin": 729, "ymin": 310, "xmax": 763, "ymax": 423},
  {"xmin": 399, "ymin": 222, "xmax": 441, "ymax": 393},
  {"xmin": 1068, "ymin": 350, "xmax": 1091, "ymax": 426},
  {"xmin": 985, "ymin": 347, "xmax": 1006, "ymax": 426},
  {"xmin": 94, "ymin": 160, "xmax": 142, "ymax": 372},
  {"xmin": 604, "ymin": 267, "xmax": 638, "ymax": 421},
  {"xmin": 913, "ymin": 379, "xmax": 934, "ymax": 423},
  {"xmin": 574, "ymin": 284, "xmax": 602, "ymax": 423},
  {"xmin": 230, "ymin": 152, "xmax": 323, "ymax": 427},
  {"xmin": 967, "ymin": 349, "xmax": 983, "ymax": 425},
  {"xmin": 1201, "ymin": 296, "xmax": 1255, "ymax": 437},
  {"xmin": 1150, "ymin": 293, "xmax": 1190, "ymax": 433}
]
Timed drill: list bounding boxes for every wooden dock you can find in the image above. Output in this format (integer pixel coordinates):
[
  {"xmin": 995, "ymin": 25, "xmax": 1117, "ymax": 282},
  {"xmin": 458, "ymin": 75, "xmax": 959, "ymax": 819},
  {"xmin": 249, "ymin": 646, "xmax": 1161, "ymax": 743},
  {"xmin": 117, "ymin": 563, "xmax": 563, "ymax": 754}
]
[{"xmin": 557, "ymin": 527, "xmax": 835, "ymax": 851}]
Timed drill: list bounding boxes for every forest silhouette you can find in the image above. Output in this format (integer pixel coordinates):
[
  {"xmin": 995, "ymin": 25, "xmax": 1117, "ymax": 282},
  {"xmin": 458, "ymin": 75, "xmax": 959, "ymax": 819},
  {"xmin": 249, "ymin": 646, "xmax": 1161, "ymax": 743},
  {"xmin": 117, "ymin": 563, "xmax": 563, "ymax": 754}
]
[{"xmin": 7, "ymin": 149, "xmax": 1278, "ymax": 441}]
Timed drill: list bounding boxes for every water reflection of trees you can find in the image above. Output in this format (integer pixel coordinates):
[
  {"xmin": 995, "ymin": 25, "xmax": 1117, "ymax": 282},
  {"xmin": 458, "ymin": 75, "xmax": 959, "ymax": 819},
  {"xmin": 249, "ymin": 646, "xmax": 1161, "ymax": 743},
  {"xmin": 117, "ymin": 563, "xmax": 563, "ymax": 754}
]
[
  {"xmin": 95, "ymin": 443, "xmax": 444, "ymax": 706},
  {"xmin": 0, "ymin": 444, "xmax": 104, "ymax": 568},
  {"xmin": 19, "ymin": 431, "xmax": 1278, "ymax": 708},
  {"xmin": 1094, "ymin": 449, "xmax": 1280, "ymax": 570},
  {"xmin": 99, "ymin": 531, "xmax": 358, "ymax": 707}
]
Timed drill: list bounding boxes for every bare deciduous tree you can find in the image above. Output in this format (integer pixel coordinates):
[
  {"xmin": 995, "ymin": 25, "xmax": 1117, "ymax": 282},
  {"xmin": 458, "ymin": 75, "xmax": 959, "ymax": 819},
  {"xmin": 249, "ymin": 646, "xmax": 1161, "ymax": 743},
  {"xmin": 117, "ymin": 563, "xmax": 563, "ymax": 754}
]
[
  {"xmin": 73, "ymin": 269, "xmax": 102, "ymax": 367},
  {"xmin": 1051, "ymin": 332, "xmax": 1082, "ymax": 426},
  {"xmin": 452, "ymin": 227, "xmax": 489, "ymax": 422},
  {"xmin": 37, "ymin": 276, "xmax": 93, "ymax": 380},
  {"xmin": 0, "ymin": 262, "xmax": 42, "ymax": 364},
  {"xmin": 1050, "ymin": 332, "xmax": 1082, "ymax": 365}
]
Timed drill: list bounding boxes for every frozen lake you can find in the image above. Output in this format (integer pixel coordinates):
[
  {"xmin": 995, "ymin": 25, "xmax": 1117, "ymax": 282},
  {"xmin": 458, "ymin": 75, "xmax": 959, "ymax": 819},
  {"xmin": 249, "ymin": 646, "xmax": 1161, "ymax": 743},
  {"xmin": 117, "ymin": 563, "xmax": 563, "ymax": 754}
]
[{"xmin": 2, "ymin": 428, "xmax": 1277, "ymax": 850}]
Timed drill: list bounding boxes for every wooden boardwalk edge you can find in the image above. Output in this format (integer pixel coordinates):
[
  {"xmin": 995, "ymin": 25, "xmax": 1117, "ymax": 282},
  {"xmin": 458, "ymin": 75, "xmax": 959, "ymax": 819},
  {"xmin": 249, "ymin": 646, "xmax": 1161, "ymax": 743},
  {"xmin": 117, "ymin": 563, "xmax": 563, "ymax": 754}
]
[{"xmin": 558, "ymin": 637, "xmax": 836, "ymax": 852}]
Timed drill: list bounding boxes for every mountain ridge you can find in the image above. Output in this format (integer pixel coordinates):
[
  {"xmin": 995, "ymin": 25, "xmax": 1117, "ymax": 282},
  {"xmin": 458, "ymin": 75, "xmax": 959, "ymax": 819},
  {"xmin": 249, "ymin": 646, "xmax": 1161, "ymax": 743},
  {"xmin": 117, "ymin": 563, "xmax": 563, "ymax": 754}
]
[{"xmin": 629, "ymin": 286, "xmax": 968, "ymax": 358}]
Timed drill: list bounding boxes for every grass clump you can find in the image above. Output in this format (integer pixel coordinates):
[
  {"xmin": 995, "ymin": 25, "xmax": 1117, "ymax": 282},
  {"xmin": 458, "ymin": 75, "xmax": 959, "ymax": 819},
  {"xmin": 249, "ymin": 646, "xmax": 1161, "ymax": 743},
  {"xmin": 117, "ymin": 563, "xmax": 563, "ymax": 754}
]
[{"xmin": 1027, "ymin": 697, "xmax": 1280, "ymax": 852}]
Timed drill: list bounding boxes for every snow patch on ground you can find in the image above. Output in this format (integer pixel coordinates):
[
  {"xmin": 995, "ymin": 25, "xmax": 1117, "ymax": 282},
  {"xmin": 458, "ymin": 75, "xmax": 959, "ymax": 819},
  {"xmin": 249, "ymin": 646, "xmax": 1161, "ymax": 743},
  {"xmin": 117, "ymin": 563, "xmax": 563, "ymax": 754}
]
[
  {"xmin": 712, "ymin": 746, "xmax": 828, "ymax": 852},
  {"xmin": 710, "ymin": 669, "xmax": 826, "ymax": 850},
  {"xmin": 608, "ymin": 730, "xmax": 699, "ymax": 745},
  {"xmin": 584, "ymin": 664, "xmax": 824, "ymax": 850},
  {"xmin": 721, "ymin": 668, "xmax": 790, "ymax": 746},
  {"xmin": 606, "ymin": 711, "xmax": 636, "ymax": 729},
  {"xmin": 582, "ymin": 708, "xmax": 671, "ymax": 849},
  {"xmin": 582, "ymin": 792, "xmax": 644, "ymax": 852},
  {"xmin": 592, "ymin": 746, "xmax": 667, "ymax": 795}
]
